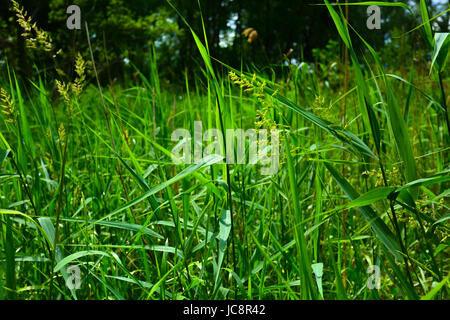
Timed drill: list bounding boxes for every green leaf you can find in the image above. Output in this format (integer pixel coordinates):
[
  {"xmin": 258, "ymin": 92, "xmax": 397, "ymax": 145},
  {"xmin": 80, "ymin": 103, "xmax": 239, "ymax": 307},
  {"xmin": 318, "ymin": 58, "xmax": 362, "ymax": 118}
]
[
  {"xmin": 311, "ymin": 263, "xmax": 324, "ymax": 299},
  {"xmin": 431, "ymin": 33, "xmax": 450, "ymax": 73},
  {"xmin": 347, "ymin": 172, "xmax": 449, "ymax": 210},
  {"xmin": 105, "ymin": 154, "xmax": 223, "ymax": 219},
  {"xmin": 346, "ymin": 187, "xmax": 398, "ymax": 208},
  {"xmin": 347, "ymin": 18, "xmax": 419, "ymax": 197},
  {"xmin": 61, "ymin": 218, "xmax": 164, "ymax": 240},
  {"xmin": 322, "ymin": 2, "xmax": 411, "ymax": 13},
  {"xmin": 0, "ymin": 149, "xmax": 10, "ymax": 167},
  {"xmin": 267, "ymin": 87, "xmax": 377, "ymax": 159},
  {"xmin": 434, "ymin": 243, "xmax": 449, "ymax": 256},
  {"xmin": 397, "ymin": 170, "xmax": 450, "ymax": 192},
  {"xmin": 285, "ymin": 138, "xmax": 317, "ymax": 299},
  {"xmin": 54, "ymin": 250, "xmax": 112, "ymax": 272},
  {"xmin": 0, "ymin": 132, "xmax": 11, "ymax": 150},
  {"xmin": 432, "ymin": 213, "xmax": 450, "ymax": 227},
  {"xmin": 0, "ymin": 209, "xmax": 53, "ymax": 248},
  {"xmin": 215, "ymin": 209, "xmax": 231, "ymax": 288},
  {"xmin": 324, "ymin": 0, "xmax": 382, "ymax": 159},
  {"xmin": 4, "ymin": 216, "xmax": 16, "ymax": 299},
  {"xmin": 114, "ymin": 150, "xmax": 151, "ymax": 191},
  {"xmin": 37, "ymin": 217, "xmax": 55, "ymax": 248},
  {"xmin": 420, "ymin": 0, "xmax": 433, "ymax": 48},
  {"xmin": 421, "ymin": 274, "xmax": 450, "ymax": 300},
  {"xmin": 324, "ymin": 162, "xmax": 403, "ymax": 261}
]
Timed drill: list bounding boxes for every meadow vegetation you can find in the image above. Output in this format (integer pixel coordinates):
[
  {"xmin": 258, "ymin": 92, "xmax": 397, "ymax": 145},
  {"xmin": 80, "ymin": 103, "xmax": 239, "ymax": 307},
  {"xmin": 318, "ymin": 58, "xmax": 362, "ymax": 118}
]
[{"xmin": 0, "ymin": 0, "xmax": 449, "ymax": 300}]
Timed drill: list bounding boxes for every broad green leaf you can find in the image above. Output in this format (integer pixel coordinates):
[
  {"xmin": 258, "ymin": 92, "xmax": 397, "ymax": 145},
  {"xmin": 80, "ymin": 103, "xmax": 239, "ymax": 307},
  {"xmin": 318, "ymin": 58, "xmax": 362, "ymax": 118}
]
[
  {"xmin": 215, "ymin": 209, "xmax": 231, "ymax": 288},
  {"xmin": 311, "ymin": 263, "xmax": 324, "ymax": 299},
  {"xmin": 37, "ymin": 217, "xmax": 55, "ymax": 247},
  {"xmin": 54, "ymin": 250, "xmax": 112, "ymax": 272},
  {"xmin": 0, "ymin": 209, "xmax": 53, "ymax": 247},
  {"xmin": 324, "ymin": 162, "xmax": 403, "ymax": 261},
  {"xmin": 431, "ymin": 33, "xmax": 450, "ymax": 73},
  {"xmin": 346, "ymin": 187, "xmax": 397, "ymax": 208}
]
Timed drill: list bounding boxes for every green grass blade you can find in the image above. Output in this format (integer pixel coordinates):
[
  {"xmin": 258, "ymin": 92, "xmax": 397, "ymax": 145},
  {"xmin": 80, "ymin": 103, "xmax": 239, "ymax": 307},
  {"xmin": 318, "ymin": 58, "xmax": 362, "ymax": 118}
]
[
  {"xmin": 324, "ymin": 162, "xmax": 403, "ymax": 261},
  {"xmin": 430, "ymin": 32, "xmax": 450, "ymax": 73},
  {"xmin": 421, "ymin": 274, "xmax": 449, "ymax": 300}
]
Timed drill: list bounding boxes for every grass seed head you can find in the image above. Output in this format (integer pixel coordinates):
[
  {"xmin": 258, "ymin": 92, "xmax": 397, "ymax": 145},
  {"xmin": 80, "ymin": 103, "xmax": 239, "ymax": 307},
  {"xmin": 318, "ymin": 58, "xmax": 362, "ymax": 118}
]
[
  {"xmin": 0, "ymin": 88, "xmax": 15, "ymax": 125},
  {"xmin": 11, "ymin": 0, "xmax": 55, "ymax": 53},
  {"xmin": 72, "ymin": 53, "xmax": 87, "ymax": 96}
]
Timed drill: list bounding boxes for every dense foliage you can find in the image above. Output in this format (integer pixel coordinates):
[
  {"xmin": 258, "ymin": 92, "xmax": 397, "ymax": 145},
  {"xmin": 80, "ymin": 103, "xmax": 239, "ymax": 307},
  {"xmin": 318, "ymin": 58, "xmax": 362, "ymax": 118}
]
[
  {"xmin": 1, "ymin": 0, "xmax": 448, "ymax": 83},
  {"xmin": 0, "ymin": 0, "xmax": 449, "ymax": 300}
]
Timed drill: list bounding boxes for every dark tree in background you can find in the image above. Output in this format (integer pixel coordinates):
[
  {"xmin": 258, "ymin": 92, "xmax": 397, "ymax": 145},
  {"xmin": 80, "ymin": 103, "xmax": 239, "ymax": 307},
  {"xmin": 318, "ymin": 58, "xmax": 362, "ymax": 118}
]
[{"xmin": 0, "ymin": 0, "xmax": 445, "ymax": 85}]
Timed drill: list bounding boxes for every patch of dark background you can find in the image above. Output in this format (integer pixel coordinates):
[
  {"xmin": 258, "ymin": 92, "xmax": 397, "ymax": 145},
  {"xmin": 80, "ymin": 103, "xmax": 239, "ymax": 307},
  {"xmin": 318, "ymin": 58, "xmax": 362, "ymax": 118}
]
[{"xmin": 0, "ymin": 0, "xmax": 447, "ymax": 89}]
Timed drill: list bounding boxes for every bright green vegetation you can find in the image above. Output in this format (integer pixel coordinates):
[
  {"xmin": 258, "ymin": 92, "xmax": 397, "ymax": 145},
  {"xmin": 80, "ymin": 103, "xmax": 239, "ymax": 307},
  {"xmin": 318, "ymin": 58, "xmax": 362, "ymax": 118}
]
[{"xmin": 0, "ymin": 1, "xmax": 449, "ymax": 300}]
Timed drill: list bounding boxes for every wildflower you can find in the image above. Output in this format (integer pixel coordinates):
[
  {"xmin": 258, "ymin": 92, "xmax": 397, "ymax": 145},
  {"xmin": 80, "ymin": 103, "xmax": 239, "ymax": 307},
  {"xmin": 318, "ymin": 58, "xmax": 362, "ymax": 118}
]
[
  {"xmin": 362, "ymin": 170, "xmax": 371, "ymax": 178},
  {"xmin": 72, "ymin": 53, "xmax": 86, "ymax": 96},
  {"xmin": 11, "ymin": 0, "xmax": 55, "ymax": 53},
  {"xmin": 242, "ymin": 27, "xmax": 258, "ymax": 43},
  {"xmin": 229, "ymin": 72, "xmax": 288, "ymax": 165},
  {"xmin": 56, "ymin": 80, "xmax": 71, "ymax": 106},
  {"xmin": 0, "ymin": 88, "xmax": 15, "ymax": 124},
  {"xmin": 242, "ymin": 28, "xmax": 254, "ymax": 37},
  {"xmin": 58, "ymin": 123, "xmax": 66, "ymax": 146}
]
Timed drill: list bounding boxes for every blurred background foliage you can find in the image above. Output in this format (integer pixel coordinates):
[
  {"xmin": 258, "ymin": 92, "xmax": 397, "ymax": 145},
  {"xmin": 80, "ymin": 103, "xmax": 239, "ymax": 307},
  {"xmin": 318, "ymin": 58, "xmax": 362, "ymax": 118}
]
[{"xmin": 0, "ymin": 0, "xmax": 448, "ymax": 86}]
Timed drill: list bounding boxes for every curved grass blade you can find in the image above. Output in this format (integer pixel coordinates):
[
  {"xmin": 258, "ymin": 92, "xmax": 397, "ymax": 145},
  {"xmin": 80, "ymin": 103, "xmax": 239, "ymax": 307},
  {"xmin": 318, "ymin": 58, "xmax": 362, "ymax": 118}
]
[
  {"xmin": 345, "ymin": 187, "xmax": 398, "ymax": 208},
  {"xmin": 266, "ymin": 87, "xmax": 377, "ymax": 159},
  {"xmin": 324, "ymin": 162, "xmax": 403, "ymax": 261},
  {"xmin": 317, "ymin": 1, "xmax": 412, "ymax": 13},
  {"xmin": 346, "ymin": 17, "xmax": 420, "ymax": 196},
  {"xmin": 54, "ymin": 250, "xmax": 112, "ymax": 273},
  {"xmin": 215, "ymin": 210, "xmax": 231, "ymax": 289},
  {"xmin": 0, "ymin": 149, "xmax": 10, "ymax": 167},
  {"xmin": 421, "ymin": 274, "xmax": 450, "ymax": 300},
  {"xmin": 106, "ymin": 154, "xmax": 223, "ymax": 219},
  {"xmin": 431, "ymin": 32, "xmax": 450, "ymax": 73},
  {"xmin": 61, "ymin": 218, "xmax": 164, "ymax": 240}
]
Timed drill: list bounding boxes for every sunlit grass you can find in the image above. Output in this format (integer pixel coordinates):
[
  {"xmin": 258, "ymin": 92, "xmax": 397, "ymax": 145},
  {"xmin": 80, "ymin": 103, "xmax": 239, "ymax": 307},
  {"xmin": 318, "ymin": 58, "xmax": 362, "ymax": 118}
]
[{"xmin": 0, "ymin": 0, "xmax": 448, "ymax": 300}]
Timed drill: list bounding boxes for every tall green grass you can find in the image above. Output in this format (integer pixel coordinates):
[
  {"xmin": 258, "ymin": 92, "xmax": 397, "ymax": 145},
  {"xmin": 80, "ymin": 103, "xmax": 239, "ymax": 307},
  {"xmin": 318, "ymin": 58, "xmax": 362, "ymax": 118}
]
[{"xmin": 0, "ymin": 0, "xmax": 448, "ymax": 300}]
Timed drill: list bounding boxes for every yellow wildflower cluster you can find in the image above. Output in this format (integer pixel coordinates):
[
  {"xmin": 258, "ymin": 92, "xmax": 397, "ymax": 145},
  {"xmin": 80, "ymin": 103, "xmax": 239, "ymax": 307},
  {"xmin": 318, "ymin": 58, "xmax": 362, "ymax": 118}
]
[
  {"xmin": 44, "ymin": 151, "xmax": 54, "ymax": 173},
  {"xmin": 229, "ymin": 71, "xmax": 288, "ymax": 165},
  {"xmin": 58, "ymin": 123, "xmax": 66, "ymax": 147},
  {"xmin": 54, "ymin": 53, "xmax": 87, "ymax": 106},
  {"xmin": 362, "ymin": 166, "xmax": 403, "ymax": 187},
  {"xmin": 11, "ymin": 1, "xmax": 89, "ymax": 106},
  {"xmin": 55, "ymin": 80, "xmax": 71, "ymax": 106},
  {"xmin": 415, "ymin": 198, "xmax": 446, "ymax": 219},
  {"xmin": 12, "ymin": 0, "xmax": 56, "ymax": 53},
  {"xmin": 228, "ymin": 72, "xmax": 285, "ymax": 130},
  {"xmin": 71, "ymin": 53, "xmax": 87, "ymax": 97},
  {"xmin": 312, "ymin": 95, "xmax": 335, "ymax": 121},
  {"xmin": 242, "ymin": 28, "xmax": 258, "ymax": 44},
  {"xmin": 1, "ymin": 88, "xmax": 15, "ymax": 125},
  {"xmin": 229, "ymin": 72, "xmax": 259, "ymax": 93}
]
